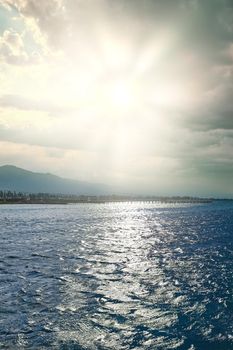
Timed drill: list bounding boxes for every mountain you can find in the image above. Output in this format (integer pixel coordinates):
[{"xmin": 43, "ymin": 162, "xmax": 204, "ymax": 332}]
[{"xmin": 0, "ymin": 165, "xmax": 108, "ymax": 195}]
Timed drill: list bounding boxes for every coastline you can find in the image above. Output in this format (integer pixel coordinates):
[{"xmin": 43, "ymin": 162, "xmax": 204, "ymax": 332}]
[{"xmin": 0, "ymin": 198, "xmax": 217, "ymax": 205}]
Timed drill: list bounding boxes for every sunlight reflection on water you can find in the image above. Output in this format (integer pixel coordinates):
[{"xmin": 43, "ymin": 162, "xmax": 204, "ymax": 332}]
[{"xmin": 0, "ymin": 202, "xmax": 233, "ymax": 349}]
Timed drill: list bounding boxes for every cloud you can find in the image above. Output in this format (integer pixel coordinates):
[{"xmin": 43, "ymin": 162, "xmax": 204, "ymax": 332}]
[
  {"xmin": 0, "ymin": 93, "xmax": 73, "ymax": 115},
  {"xmin": 3, "ymin": 0, "xmax": 65, "ymax": 50},
  {"xmin": 0, "ymin": 28, "xmax": 28, "ymax": 64},
  {"xmin": 0, "ymin": 27, "xmax": 43, "ymax": 64},
  {"xmin": 0, "ymin": 0, "xmax": 232, "ymax": 196}
]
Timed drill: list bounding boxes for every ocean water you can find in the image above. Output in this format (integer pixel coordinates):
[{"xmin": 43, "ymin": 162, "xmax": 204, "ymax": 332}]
[{"xmin": 0, "ymin": 201, "xmax": 232, "ymax": 350}]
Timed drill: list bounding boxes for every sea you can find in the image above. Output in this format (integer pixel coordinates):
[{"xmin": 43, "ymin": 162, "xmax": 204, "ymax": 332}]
[{"xmin": 0, "ymin": 201, "xmax": 232, "ymax": 350}]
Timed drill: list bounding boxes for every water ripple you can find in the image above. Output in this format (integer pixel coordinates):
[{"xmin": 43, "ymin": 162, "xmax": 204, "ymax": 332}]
[{"xmin": 0, "ymin": 202, "xmax": 232, "ymax": 349}]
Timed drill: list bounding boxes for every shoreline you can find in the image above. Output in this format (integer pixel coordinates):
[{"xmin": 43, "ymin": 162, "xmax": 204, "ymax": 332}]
[{"xmin": 0, "ymin": 199, "xmax": 217, "ymax": 205}]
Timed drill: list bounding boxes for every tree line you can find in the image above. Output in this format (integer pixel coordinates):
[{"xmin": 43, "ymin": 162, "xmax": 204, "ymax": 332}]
[
  {"xmin": 0, "ymin": 190, "xmax": 216, "ymax": 204},
  {"xmin": 0, "ymin": 190, "xmax": 61, "ymax": 201}
]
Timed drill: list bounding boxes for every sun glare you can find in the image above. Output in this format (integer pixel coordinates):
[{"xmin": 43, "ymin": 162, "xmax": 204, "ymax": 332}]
[{"xmin": 109, "ymin": 80, "xmax": 134, "ymax": 109}]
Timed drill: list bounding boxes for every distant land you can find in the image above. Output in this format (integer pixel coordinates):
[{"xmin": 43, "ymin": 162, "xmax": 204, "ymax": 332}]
[
  {"xmin": 0, "ymin": 165, "xmax": 108, "ymax": 195},
  {"xmin": 0, "ymin": 164, "xmax": 229, "ymax": 205},
  {"xmin": 0, "ymin": 165, "xmax": 231, "ymax": 204}
]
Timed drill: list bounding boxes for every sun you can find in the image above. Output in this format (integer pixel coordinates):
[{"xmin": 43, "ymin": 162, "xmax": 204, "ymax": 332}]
[{"xmin": 109, "ymin": 80, "xmax": 134, "ymax": 109}]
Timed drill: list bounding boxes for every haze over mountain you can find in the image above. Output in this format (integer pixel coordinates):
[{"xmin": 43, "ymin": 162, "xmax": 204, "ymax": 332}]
[{"xmin": 0, "ymin": 165, "xmax": 108, "ymax": 195}]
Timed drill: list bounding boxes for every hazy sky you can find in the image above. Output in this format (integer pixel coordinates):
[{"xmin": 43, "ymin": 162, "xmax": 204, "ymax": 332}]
[{"xmin": 0, "ymin": 0, "xmax": 233, "ymax": 197}]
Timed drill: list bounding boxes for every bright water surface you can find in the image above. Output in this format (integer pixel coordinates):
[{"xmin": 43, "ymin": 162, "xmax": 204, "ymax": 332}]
[{"xmin": 0, "ymin": 202, "xmax": 233, "ymax": 349}]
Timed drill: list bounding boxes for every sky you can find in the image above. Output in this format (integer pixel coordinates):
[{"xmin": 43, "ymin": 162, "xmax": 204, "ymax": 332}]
[{"xmin": 0, "ymin": 0, "xmax": 233, "ymax": 197}]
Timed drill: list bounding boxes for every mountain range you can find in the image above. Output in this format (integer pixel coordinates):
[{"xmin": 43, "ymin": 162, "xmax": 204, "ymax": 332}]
[{"xmin": 0, "ymin": 165, "xmax": 108, "ymax": 195}]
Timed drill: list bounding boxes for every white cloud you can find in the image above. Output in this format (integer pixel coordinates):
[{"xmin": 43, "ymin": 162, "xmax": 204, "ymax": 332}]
[
  {"xmin": 0, "ymin": 28, "xmax": 28, "ymax": 64},
  {"xmin": 0, "ymin": 0, "xmax": 232, "ymax": 196}
]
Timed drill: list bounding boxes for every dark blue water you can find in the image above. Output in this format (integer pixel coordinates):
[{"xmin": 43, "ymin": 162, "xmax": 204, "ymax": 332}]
[{"xmin": 0, "ymin": 201, "xmax": 232, "ymax": 349}]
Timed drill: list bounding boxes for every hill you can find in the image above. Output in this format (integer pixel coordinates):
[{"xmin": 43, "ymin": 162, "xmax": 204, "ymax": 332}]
[{"xmin": 0, "ymin": 165, "xmax": 107, "ymax": 195}]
